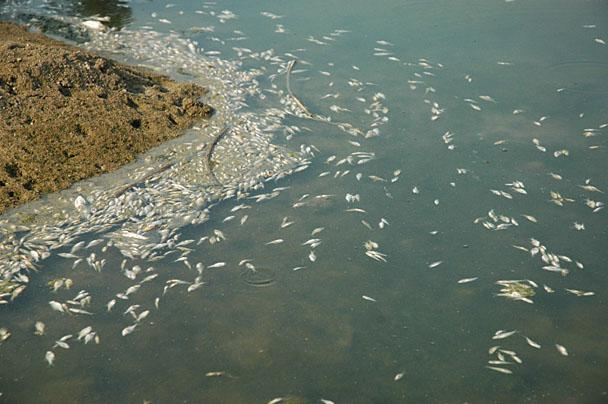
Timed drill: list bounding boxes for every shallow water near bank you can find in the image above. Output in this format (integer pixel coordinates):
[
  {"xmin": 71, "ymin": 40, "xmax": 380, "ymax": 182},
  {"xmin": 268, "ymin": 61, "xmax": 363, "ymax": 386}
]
[{"xmin": 1, "ymin": 0, "xmax": 607, "ymax": 403}]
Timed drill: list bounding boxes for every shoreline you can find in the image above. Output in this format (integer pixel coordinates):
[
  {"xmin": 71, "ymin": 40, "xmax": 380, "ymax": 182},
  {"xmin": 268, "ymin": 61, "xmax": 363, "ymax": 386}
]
[{"xmin": 0, "ymin": 21, "xmax": 215, "ymax": 214}]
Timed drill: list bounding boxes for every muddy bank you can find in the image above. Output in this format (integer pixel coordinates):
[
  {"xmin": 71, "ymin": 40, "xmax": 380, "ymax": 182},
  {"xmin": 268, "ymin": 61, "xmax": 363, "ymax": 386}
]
[{"xmin": 0, "ymin": 21, "xmax": 214, "ymax": 214}]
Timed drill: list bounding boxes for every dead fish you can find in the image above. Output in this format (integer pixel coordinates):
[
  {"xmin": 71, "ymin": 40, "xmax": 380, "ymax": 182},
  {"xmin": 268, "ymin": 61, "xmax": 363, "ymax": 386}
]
[
  {"xmin": 121, "ymin": 324, "xmax": 137, "ymax": 337},
  {"xmin": 362, "ymin": 295, "xmax": 377, "ymax": 302},
  {"xmin": 579, "ymin": 184, "xmax": 603, "ymax": 193},
  {"xmin": 309, "ymin": 251, "xmax": 317, "ymax": 262},
  {"xmin": 524, "ymin": 336, "xmax": 541, "ymax": 349},
  {"xmin": 522, "ymin": 214, "xmax": 537, "ymax": 223},
  {"xmin": 565, "ymin": 288, "xmax": 595, "ymax": 297},
  {"xmin": 69, "ymin": 308, "xmax": 93, "ymax": 315},
  {"xmin": 555, "ymin": 344, "xmax": 568, "ymax": 356},
  {"xmin": 77, "ymin": 326, "xmax": 93, "ymax": 340},
  {"xmin": 53, "ymin": 340, "xmax": 70, "ymax": 349},
  {"xmin": 45, "ymin": 351, "xmax": 55, "ymax": 366},
  {"xmin": 365, "ymin": 250, "xmax": 387, "ymax": 262},
  {"xmin": 34, "ymin": 321, "xmax": 45, "ymax": 336},
  {"xmin": 479, "ymin": 95, "xmax": 497, "ymax": 103},
  {"xmin": 280, "ymin": 217, "xmax": 294, "ymax": 228},
  {"xmin": 486, "ymin": 366, "xmax": 512, "ymax": 375},
  {"xmin": 311, "ymin": 227, "xmax": 325, "ymax": 236},
  {"xmin": 206, "ymin": 371, "xmax": 226, "ymax": 377},
  {"xmin": 428, "ymin": 261, "xmax": 443, "ymax": 268},
  {"xmin": 266, "ymin": 239, "xmax": 284, "ymax": 245},
  {"xmin": 49, "ymin": 301, "xmax": 66, "ymax": 313},
  {"xmin": 207, "ymin": 262, "xmax": 226, "ymax": 269},
  {"xmin": 136, "ymin": 310, "xmax": 150, "ymax": 322},
  {"xmin": 458, "ymin": 277, "xmax": 479, "ymax": 284},
  {"xmin": 493, "ymin": 330, "xmax": 517, "ymax": 340}
]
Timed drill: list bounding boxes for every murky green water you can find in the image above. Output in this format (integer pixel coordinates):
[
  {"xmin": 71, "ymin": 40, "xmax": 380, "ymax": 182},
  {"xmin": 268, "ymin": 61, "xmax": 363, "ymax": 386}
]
[{"xmin": 1, "ymin": 1, "xmax": 607, "ymax": 403}]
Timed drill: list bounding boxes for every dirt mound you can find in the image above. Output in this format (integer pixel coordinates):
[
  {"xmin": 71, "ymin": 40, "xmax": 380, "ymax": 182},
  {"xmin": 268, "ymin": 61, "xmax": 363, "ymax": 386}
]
[{"xmin": 0, "ymin": 21, "xmax": 214, "ymax": 214}]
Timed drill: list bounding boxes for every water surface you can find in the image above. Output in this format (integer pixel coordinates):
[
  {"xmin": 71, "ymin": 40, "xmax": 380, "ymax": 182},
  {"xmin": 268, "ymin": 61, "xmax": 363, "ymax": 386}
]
[{"xmin": 1, "ymin": 1, "xmax": 607, "ymax": 403}]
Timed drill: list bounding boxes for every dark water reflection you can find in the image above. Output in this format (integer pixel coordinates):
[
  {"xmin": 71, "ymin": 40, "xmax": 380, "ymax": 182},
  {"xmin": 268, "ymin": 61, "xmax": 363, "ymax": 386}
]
[{"xmin": 70, "ymin": 0, "xmax": 132, "ymax": 29}]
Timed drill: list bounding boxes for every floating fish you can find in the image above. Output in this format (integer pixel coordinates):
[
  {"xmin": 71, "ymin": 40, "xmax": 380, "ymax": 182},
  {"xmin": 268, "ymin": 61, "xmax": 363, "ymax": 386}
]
[
  {"xmin": 458, "ymin": 277, "xmax": 479, "ymax": 284},
  {"xmin": 524, "ymin": 336, "xmax": 541, "ymax": 349},
  {"xmin": 486, "ymin": 366, "xmax": 512, "ymax": 375},
  {"xmin": 45, "ymin": 351, "xmax": 55, "ymax": 366}
]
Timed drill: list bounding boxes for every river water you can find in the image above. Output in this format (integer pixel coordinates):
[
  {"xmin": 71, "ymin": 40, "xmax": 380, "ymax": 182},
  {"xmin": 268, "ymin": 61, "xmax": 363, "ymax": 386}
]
[{"xmin": 1, "ymin": 1, "xmax": 607, "ymax": 403}]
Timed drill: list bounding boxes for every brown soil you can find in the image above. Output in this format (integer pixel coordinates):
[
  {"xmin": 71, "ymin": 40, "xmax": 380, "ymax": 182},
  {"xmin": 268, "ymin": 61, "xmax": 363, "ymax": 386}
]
[{"xmin": 0, "ymin": 21, "xmax": 214, "ymax": 214}]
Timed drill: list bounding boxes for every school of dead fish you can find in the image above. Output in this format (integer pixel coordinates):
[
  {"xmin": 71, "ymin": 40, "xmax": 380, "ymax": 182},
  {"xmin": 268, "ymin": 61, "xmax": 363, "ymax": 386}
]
[{"xmin": 0, "ymin": 1, "xmax": 606, "ymax": 401}]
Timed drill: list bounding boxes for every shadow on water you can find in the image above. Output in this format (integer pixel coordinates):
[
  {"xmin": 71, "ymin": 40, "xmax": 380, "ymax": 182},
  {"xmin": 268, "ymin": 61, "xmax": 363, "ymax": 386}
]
[
  {"xmin": 1, "ymin": 0, "xmax": 132, "ymax": 30},
  {"xmin": 70, "ymin": 0, "xmax": 132, "ymax": 29}
]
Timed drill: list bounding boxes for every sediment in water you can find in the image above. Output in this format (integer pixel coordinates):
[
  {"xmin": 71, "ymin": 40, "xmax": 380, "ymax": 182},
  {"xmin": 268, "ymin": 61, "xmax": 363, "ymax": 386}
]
[{"xmin": 0, "ymin": 21, "xmax": 215, "ymax": 214}]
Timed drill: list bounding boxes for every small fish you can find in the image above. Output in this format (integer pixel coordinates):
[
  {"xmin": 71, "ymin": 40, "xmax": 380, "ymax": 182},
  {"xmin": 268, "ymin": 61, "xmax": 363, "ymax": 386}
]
[
  {"xmin": 121, "ymin": 324, "xmax": 137, "ymax": 337},
  {"xmin": 266, "ymin": 239, "xmax": 284, "ymax": 245},
  {"xmin": 479, "ymin": 95, "xmax": 497, "ymax": 103},
  {"xmin": 522, "ymin": 214, "xmax": 537, "ymax": 223},
  {"xmin": 280, "ymin": 217, "xmax": 294, "ymax": 228},
  {"xmin": 69, "ymin": 308, "xmax": 93, "ymax": 315},
  {"xmin": 309, "ymin": 251, "xmax": 317, "ymax": 262},
  {"xmin": 428, "ymin": 261, "xmax": 443, "ymax": 268},
  {"xmin": 77, "ymin": 326, "xmax": 93, "ymax": 340},
  {"xmin": 345, "ymin": 208, "xmax": 367, "ymax": 213},
  {"xmin": 53, "ymin": 340, "xmax": 70, "ymax": 349},
  {"xmin": 311, "ymin": 227, "xmax": 325, "ymax": 236},
  {"xmin": 555, "ymin": 344, "xmax": 568, "ymax": 356},
  {"xmin": 488, "ymin": 346, "xmax": 500, "ymax": 355},
  {"xmin": 493, "ymin": 330, "xmax": 517, "ymax": 340},
  {"xmin": 486, "ymin": 366, "xmax": 512, "ymax": 375},
  {"xmin": 49, "ymin": 301, "xmax": 66, "ymax": 313},
  {"xmin": 524, "ymin": 336, "xmax": 541, "ymax": 349},
  {"xmin": 362, "ymin": 295, "xmax": 377, "ymax": 302},
  {"xmin": 136, "ymin": 310, "xmax": 150, "ymax": 322},
  {"xmin": 549, "ymin": 172, "xmax": 562, "ymax": 180},
  {"xmin": 34, "ymin": 321, "xmax": 45, "ymax": 336},
  {"xmin": 394, "ymin": 372, "xmax": 405, "ymax": 381},
  {"xmin": 57, "ymin": 253, "xmax": 79, "ymax": 259},
  {"xmin": 206, "ymin": 371, "xmax": 226, "ymax": 377},
  {"xmin": 457, "ymin": 277, "xmax": 478, "ymax": 284},
  {"xmin": 579, "ymin": 184, "xmax": 603, "ymax": 193},
  {"xmin": 45, "ymin": 351, "xmax": 55, "ymax": 366}
]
